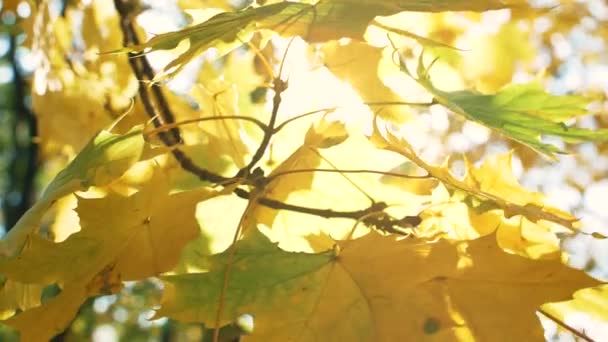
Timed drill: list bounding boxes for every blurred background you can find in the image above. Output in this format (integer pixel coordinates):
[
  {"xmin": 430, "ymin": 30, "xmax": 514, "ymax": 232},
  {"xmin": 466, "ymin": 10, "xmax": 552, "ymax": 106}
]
[{"xmin": 0, "ymin": 0, "xmax": 607, "ymax": 340}]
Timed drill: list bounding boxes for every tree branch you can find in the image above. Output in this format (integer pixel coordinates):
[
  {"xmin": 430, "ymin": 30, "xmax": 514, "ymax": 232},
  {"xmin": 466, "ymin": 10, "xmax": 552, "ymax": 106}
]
[
  {"xmin": 233, "ymin": 188, "xmax": 385, "ymax": 219},
  {"xmin": 113, "ymin": 2, "xmax": 421, "ymax": 233},
  {"xmin": 237, "ymin": 77, "xmax": 287, "ymax": 177},
  {"xmin": 113, "ymin": 0, "xmax": 230, "ymax": 184}
]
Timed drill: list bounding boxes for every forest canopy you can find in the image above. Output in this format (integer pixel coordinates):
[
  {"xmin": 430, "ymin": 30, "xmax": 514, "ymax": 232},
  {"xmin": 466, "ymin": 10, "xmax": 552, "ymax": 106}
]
[{"xmin": 0, "ymin": 0, "xmax": 608, "ymax": 341}]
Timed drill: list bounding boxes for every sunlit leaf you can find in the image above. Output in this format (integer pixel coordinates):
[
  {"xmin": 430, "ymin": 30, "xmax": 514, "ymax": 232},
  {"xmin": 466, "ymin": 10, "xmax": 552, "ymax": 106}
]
[
  {"xmin": 158, "ymin": 229, "xmax": 598, "ymax": 341},
  {"xmin": 371, "ymin": 124, "xmax": 576, "ymax": 229},
  {"xmin": 412, "ymin": 56, "xmax": 608, "ymax": 157},
  {"xmin": 541, "ymin": 284, "xmax": 608, "ymax": 333},
  {"xmin": 119, "ymin": 0, "xmax": 525, "ymax": 79},
  {"xmin": 0, "ymin": 175, "xmax": 223, "ymax": 340},
  {"xmin": 461, "ymin": 22, "xmax": 535, "ymax": 92},
  {"xmin": 34, "ymin": 2, "xmax": 140, "ymax": 154},
  {"xmin": 0, "ymin": 125, "xmax": 145, "ymax": 256},
  {"xmin": 322, "ymin": 41, "xmax": 411, "ymax": 123}
]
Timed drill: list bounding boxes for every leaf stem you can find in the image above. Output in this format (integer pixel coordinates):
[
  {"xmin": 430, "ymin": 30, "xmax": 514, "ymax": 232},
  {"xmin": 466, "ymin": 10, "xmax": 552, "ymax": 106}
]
[{"xmin": 213, "ymin": 200, "xmax": 255, "ymax": 342}]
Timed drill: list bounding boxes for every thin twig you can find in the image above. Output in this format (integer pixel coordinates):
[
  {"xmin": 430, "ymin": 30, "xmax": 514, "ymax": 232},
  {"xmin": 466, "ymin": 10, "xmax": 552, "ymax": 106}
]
[
  {"xmin": 113, "ymin": 1, "xmax": 420, "ymax": 231},
  {"xmin": 273, "ymin": 108, "xmax": 337, "ymax": 133},
  {"xmin": 233, "ymin": 188, "xmax": 385, "ymax": 219},
  {"xmin": 144, "ymin": 115, "xmax": 268, "ymax": 138},
  {"xmin": 238, "ymin": 38, "xmax": 295, "ymax": 177},
  {"xmin": 365, "ymin": 101, "xmax": 435, "ymax": 107},
  {"xmin": 266, "ymin": 168, "xmax": 430, "ymax": 183},
  {"xmin": 538, "ymin": 309, "xmax": 595, "ymax": 342},
  {"xmin": 273, "ymin": 101, "xmax": 434, "ymax": 134}
]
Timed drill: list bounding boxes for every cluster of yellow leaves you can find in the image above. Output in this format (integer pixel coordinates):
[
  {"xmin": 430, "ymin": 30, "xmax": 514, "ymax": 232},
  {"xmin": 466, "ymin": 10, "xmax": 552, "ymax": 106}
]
[
  {"xmin": 1, "ymin": 0, "xmax": 607, "ymax": 341},
  {"xmin": 31, "ymin": 0, "xmax": 140, "ymax": 155}
]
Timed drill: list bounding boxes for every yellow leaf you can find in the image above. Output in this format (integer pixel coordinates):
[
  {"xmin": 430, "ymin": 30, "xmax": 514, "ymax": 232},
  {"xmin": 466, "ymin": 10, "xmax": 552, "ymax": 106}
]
[
  {"xmin": 418, "ymin": 200, "xmax": 501, "ymax": 240},
  {"xmin": 75, "ymin": 177, "xmax": 219, "ymax": 280},
  {"xmin": 34, "ymin": 2, "xmax": 140, "ymax": 155},
  {"xmin": 322, "ymin": 41, "xmax": 411, "ymax": 123},
  {"xmin": 247, "ymin": 119, "xmax": 349, "ymax": 228},
  {"xmin": 0, "ymin": 175, "xmax": 224, "ymax": 340},
  {"xmin": 541, "ymin": 284, "xmax": 608, "ymax": 335},
  {"xmin": 0, "ymin": 125, "xmax": 145, "ymax": 257},
  {"xmin": 371, "ymin": 123, "xmax": 577, "ymax": 229},
  {"xmin": 159, "ymin": 230, "xmax": 598, "ymax": 341},
  {"xmin": 47, "ymin": 195, "xmax": 80, "ymax": 242},
  {"xmin": 190, "ymin": 80, "xmax": 252, "ymax": 168},
  {"xmin": 468, "ymin": 152, "xmax": 543, "ymax": 205},
  {"xmin": 462, "ymin": 22, "xmax": 534, "ymax": 93},
  {"xmin": 0, "ymin": 280, "xmax": 43, "ymax": 313},
  {"xmin": 3, "ymin": 284, "xmax": 87, "ymax": 342}
]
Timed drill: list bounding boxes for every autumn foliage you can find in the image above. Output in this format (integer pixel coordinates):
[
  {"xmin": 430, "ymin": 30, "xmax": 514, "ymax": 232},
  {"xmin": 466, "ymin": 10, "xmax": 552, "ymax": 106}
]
[{"xmin": 1, "ymin": 0, "xmax": 607, "ymax": 341}]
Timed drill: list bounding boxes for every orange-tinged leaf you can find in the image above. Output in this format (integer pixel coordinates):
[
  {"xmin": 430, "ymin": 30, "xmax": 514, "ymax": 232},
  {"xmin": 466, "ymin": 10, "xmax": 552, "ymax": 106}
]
[
  {"xmin": 0, "ymin": 280, "xmax": 43, "ymax": 313},
  {"xmin": 158, "ymin": 229, "xmax": 598, "ymax": 341}
]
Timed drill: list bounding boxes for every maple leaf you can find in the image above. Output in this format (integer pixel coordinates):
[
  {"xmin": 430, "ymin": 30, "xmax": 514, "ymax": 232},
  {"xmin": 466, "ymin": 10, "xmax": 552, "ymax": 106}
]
[
  {"xmin": 34, "ymin": 2, "xmax": 140, "ymax": 154},
  {"xmin": 541, "ymin": 284, "xmax": 608, "ymax": 340},
  {"xmin": 115, "ymin": 0, "xmax": 526, "ymax": 79},
  {"xmin": 158, "ymin": 229, "xmax": 598, "ymax": 341},
  {"xmin": 5, "ymin": 0, "xmax": 607, "ymax": 340},
  {"xmin": 322, "ymin": 41, "xmax": 412, "ymax": 123},
  {"xmin": 0, "ymin": 175, "xmax": 225, "ymax": 341},
  {"xmin": 409, "ymin": 55, "xmax": 608, "ymax": 158},
  {"xmin": 461, "ymin": 22, "xmax": 535, "ymax": 92},
  {"xmin": 0, "ymin": 125, "xmax": 145, "ymax": 257},
  {"xmin": 245, "ymin": 119, "xmax": 351, "ymax": 235},
  {"xmin": 371, "ymin": 123, "xmax": 576, "ymax": 231},
  {"xmin": 2, "ymin": 284, "xmax": 87, "ymax": 342}
]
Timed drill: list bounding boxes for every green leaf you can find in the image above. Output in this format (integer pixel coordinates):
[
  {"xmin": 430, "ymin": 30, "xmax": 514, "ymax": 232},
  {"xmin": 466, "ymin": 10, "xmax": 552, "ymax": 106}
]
[
  {"xmin": 119, "ymin": 1, "xmax": 524, "ymax": 79},
  {"xmin": 158, "ymin": 230, "xmax": 598, "ymax": 341},
  {"xmin": 157, "ymin": 229, "xmax": 334, "ymax": 323},
  {"xmin": 412, "ymin": 56, "xmax": 608, "ymax": 158},
  {"xmin": 0, "ymin": 125, "xmax": 145, "ymax": 256},
  {"xmin": 0, "ymin": 177, "xmax": 220, "ymax": 341}
]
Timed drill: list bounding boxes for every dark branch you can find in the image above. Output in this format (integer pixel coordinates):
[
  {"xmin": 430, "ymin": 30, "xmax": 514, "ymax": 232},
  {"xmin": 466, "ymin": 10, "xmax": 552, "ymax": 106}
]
[
  {"xmin": 237, "ymin": 77, "xmax": 287, "ymax": 177},
  {"xmin": 114, "ymin": 0, "xmax": 230, "ymax": 184},
  {"xmin": 113, "ymin": 1, "xmax": 421, "ymax": 233},
  {"xmin": 233, "ymin": 187, "xmax": 386, "ymax": 219}
]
